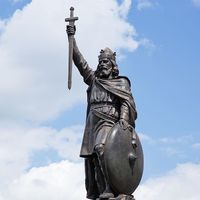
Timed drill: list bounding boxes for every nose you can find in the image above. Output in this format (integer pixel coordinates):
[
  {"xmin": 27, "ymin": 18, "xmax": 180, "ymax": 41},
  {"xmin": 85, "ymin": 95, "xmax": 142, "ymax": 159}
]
[{"xmin": 99, "ymin": 60, "xmax": 104, "ymax": 65}]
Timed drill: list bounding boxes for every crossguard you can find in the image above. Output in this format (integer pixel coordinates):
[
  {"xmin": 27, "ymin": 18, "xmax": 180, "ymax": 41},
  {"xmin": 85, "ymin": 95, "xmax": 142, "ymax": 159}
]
[{"xmin": 65, "ymin": 7, "xmax": 78, "ymax": 24}]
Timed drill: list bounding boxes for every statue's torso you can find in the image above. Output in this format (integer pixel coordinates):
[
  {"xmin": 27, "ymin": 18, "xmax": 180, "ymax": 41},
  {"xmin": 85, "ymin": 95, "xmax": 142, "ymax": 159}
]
[
  {"xmin": 88, "ymin": 78, "xmax": 120, "ymax": 120},
  {"xmin": 89, "ymin": 78, "xmax": 115, "ymax": 104}
]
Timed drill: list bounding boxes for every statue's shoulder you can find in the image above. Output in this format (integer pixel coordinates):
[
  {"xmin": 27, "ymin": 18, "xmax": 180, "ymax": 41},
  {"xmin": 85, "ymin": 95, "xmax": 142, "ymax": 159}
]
[{"xmin": 116, "ymin": 76, "xmax": 131, "ymax": 87}]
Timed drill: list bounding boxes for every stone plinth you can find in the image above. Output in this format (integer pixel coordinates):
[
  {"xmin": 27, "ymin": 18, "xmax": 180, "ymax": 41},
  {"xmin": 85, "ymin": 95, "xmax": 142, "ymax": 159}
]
[{"xmin": 96, "ymin": 194, "xmax": 135, "ymax": 200}]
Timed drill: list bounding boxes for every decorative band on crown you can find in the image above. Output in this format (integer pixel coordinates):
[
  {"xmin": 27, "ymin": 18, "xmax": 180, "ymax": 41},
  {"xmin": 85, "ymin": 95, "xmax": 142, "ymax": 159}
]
[{"xmin": 98, "ymin": 48, "xmax": 116, "ymax": 61}]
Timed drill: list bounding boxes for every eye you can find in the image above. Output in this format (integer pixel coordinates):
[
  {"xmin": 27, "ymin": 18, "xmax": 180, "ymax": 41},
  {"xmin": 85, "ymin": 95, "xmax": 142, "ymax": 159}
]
[
  {"xmin": 103, "ymin": 60, "xmax": 109, "ymax": 64},
  {"xmin": 99, "ymin": 59, "xmax": 110, "ymax": 65}
]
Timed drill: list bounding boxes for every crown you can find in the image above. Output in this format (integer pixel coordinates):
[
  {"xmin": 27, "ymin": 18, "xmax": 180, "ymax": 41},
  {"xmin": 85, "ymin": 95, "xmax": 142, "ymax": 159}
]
[{"xmin": 98, "ymin": 48, "xmax": 116, "ymax": 61}]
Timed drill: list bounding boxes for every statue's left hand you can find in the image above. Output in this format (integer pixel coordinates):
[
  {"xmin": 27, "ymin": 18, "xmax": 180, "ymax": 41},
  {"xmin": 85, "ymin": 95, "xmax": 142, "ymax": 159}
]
[{"xmin": 119, "ymin": 119, "xmax": 129, "ymax": 130}]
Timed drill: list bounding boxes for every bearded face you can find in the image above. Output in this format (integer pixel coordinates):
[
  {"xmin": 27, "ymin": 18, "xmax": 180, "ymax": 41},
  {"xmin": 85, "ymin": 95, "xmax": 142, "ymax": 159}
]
[{"xmin": 96, "ymin": 58, "xmax": 113, "ymax": 78}]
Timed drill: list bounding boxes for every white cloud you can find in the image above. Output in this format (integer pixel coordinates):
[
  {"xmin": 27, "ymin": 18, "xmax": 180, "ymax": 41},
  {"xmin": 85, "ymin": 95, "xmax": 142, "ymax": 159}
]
[
  {"xmin": 138, "ymin": 133, "xmax": 199, "ymax": 159},
  {"xmin": 192, "ymin": 142, "xmax": 200, "ymax": 149},
  {"xmin": 139, "ymin": 38, "xmax": 156, "ymax": 54},
  {"xmin": 135, "ymin": 163, "xmax": 200, "ymax": 200},
  {"xmin": 192, "ymin": 0, "xmax": 200, "ymax": 7},
  {"xmin": 2, "ymin": 161, "xmax": 86, "ymax": 200},
  {"xmin": 136, "ymin": 0, "xmax": 156, "ymax": 10},
  {"xmin": 140, "ymin": 133, "xmax": 195, "ymax": 146},
  {"xmin": 162, "ymin": 146, "xmax": 183, "ymax": 157},
  {"xmin": 1, "ymin": 160, "xmax": 200, "ymax": 200},
  {"xmin": 0, "ymin": 0, "xmax": 140, "ymax": 123},
  {"xmin": 0, "ymin": 20, "xmax": 6, "ymax": 34},
  {"xmin": 159, "ymin": 135, "xmax": 193, "ymax": 144},
  {"xmin": 138, "ymin": 132, "xmax": 155, "ymax": 144},
  {"xmin": 0, "ymin": 124, "xmax": 83, "ymax": 188},
  {"xmin": 118, "ymin": 0, "xmax": 132, "ymax": 18}
]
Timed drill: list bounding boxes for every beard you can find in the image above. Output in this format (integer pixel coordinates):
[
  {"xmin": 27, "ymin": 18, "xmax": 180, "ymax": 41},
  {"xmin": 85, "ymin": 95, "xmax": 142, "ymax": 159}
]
[{"xmin": 95, "ymin": 65, "xmax": 113, "ymax": 78}]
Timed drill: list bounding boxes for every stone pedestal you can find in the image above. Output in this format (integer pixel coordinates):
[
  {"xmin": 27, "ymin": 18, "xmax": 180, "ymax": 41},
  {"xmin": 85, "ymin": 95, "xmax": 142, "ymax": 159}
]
[{"xmin": 96, "ymin": 194, "xmax": 135, "ymax": 200}]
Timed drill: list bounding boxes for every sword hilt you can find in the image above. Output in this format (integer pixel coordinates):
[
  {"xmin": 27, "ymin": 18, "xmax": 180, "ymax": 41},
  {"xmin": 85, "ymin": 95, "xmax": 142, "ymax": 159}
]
[{"xmin": 65, "ymin": 7, "xmax": 78, "ymax": 25}]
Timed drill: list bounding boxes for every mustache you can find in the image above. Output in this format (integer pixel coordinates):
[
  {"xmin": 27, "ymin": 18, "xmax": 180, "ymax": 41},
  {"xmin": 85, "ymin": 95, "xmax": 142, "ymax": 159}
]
[
  {"xmin": 97, "ymin": 64, "xmax": 109, "ymax": 70},
  {"xmin": 95, "ymin": 65, "xmax": 109, "ymax": 77}
]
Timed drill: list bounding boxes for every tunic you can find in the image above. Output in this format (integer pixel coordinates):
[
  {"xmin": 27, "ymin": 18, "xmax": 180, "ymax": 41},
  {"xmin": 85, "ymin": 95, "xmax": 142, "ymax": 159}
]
[{"xmin": 80, "ymin": 77, "xmax": 121, "ymax": 157}]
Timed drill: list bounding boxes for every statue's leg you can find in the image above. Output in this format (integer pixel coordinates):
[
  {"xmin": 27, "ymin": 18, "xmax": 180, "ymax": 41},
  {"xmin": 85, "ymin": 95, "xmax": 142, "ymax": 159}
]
[
  {"xmin": 85, "ymin": 157, "xmax": 99, "ymax": 199},
  {"xmin": 95, "ymin": 144, "xmax": 114, "ymax": 199},
  {"xmin": 93, "ymin": 154, "xmax": 105, "ymax": 194}
]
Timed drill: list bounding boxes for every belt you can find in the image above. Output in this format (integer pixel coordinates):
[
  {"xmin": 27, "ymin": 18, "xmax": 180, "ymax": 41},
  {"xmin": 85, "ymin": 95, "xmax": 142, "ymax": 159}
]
[{"xmin": 90, "ymin": 102, "xmax": 116, "ymax": 109}]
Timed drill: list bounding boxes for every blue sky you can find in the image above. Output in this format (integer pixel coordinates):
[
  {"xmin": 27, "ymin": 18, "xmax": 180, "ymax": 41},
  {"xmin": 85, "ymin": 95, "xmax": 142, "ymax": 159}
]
[
  {"xmin": 123, "ymin": 0, "xmax": 200, "ymax": 178},
  {"xmin": 0, "ymin": 0, "xmax": 31, "ymax": 19},
  {"xmin": 0, "ymin": 0, "xmax": 200, "ymax": 200}
]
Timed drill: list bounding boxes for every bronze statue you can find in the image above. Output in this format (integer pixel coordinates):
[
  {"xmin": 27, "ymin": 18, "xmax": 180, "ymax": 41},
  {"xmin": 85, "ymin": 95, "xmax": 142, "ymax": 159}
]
[{"xmin": 65, "ymin": 7, "xmax": 143, "ymax": 200}]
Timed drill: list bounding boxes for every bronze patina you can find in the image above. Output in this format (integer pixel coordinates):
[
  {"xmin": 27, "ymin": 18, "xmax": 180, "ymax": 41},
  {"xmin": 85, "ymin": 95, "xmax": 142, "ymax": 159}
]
[{"xmin": 65, "ymin": 7, "xmax": 143, "ymax": 200}]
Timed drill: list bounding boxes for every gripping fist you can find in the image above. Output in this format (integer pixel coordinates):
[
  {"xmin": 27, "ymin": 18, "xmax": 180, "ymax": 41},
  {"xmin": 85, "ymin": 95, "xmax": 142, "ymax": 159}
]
[{"xmin": 66, "ymin": 25, "xmax": 76, "ymax": 36}]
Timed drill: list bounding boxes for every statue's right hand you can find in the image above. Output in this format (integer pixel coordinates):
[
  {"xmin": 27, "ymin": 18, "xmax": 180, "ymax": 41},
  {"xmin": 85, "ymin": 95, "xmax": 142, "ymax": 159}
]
[{"xmin": 66, "ymin": 25, "xmax": 76, "ymax": 36}]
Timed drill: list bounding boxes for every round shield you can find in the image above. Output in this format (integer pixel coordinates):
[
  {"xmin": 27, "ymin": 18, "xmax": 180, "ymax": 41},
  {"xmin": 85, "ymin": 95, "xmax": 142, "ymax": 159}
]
[{"xmin": 104, "ymin": 123, "xmax": 144, "ymax": 195}]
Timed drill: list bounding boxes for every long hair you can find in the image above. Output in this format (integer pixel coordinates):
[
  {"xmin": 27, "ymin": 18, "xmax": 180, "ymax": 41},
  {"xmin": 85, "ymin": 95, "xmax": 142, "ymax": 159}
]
[{"xmin": 110, "ymin": 59, "xmax": 119, "ymax": 77}]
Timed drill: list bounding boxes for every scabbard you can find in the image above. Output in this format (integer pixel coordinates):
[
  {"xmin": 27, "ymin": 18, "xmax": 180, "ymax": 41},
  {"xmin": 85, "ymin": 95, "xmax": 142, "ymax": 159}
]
[{"xmin": 68, "ymin": 35, "xmax": 73, "ymax": 90}]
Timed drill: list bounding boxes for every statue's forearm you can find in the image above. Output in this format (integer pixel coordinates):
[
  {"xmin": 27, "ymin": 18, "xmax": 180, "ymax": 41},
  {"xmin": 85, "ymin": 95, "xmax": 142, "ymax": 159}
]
[
  {"xmin": 72, "ymin": 38, "xmax": 94, "ymax": 84},
  {"xmin": 120, "ymin": 100, "xmax": 137, "ymax": 128},
  {"xmin": 120, "ymin": 101, "xmax": 130, "ymax": 122},
  {"xmin": 73, "ymin": 38, "xmax": 87, "ymax": 74}
]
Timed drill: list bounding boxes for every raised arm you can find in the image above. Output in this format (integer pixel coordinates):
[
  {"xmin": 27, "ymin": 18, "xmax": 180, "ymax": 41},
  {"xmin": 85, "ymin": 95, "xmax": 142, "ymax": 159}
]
[{"xmin": 67, "ymin": 25, "xmax": 94, "ymax": 85}]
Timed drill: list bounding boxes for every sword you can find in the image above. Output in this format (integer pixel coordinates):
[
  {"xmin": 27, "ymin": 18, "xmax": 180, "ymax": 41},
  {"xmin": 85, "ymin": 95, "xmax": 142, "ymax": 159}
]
[{"xmin": 65, "ymin": 7, "xmax": 78, "ymax": 90}]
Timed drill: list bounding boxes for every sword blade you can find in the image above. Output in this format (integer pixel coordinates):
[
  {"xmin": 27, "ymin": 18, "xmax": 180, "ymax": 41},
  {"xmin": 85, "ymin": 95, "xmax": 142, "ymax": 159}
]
[{"xmin": 68, "ymin": 35, "xmax": 73, "ymax": 90}]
